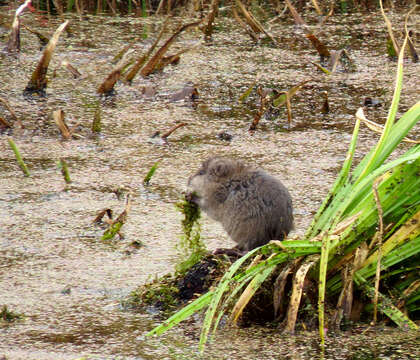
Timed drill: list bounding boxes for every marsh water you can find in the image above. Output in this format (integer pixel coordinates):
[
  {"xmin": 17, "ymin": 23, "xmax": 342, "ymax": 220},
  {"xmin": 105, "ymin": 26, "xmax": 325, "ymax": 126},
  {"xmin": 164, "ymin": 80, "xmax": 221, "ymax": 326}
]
[{"xmin": 0, "ymin": 4, "xmax": 419, "ymax": 359}]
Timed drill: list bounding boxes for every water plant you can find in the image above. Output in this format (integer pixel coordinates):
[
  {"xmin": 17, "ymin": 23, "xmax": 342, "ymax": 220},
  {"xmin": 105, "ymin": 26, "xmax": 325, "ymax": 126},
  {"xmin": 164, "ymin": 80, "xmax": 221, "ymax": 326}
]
[
  {"xmin": 147, "ymin": 38, "xmax": 420, "ymax": 350},
  {"xmin": 174, "ymin": 196, "xmax": 206, "ymax": 274}
]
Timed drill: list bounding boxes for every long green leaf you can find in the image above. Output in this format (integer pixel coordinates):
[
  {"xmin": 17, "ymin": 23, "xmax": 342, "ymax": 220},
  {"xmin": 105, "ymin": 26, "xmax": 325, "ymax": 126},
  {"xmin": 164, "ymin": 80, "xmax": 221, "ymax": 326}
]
[
  {"xmin": 147, "ymin": 290, "xmax": 214, "ymax": 336},
  {"xmin": 199, "ymin": 246, "xmax": 261, "ymax": 351}
]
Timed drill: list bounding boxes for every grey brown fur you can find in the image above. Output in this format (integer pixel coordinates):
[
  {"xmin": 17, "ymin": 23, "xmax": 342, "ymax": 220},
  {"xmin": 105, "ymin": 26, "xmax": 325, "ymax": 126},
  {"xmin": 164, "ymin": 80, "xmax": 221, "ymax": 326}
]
[{"xmin": 187, "ymin": 157, "xmax": 294, "ymax": 252}]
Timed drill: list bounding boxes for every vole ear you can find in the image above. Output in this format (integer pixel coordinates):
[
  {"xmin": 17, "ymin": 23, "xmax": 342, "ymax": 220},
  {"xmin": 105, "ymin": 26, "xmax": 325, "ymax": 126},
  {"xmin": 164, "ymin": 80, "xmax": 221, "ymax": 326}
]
[{"xmin": 210, "ymin": 159, "xmax": 231, "ymax": 177}]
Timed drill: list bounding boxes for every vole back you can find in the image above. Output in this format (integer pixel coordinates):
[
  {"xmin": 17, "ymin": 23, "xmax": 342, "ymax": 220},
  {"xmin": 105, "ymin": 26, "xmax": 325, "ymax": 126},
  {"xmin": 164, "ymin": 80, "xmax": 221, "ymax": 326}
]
[{"xmin": 187, "ymin": 157, "xmax": 294, "ymax": 252}]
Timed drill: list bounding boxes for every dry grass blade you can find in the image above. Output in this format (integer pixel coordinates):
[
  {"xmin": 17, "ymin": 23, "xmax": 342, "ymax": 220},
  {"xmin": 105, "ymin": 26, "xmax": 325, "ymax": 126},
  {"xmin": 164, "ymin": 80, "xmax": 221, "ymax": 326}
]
[
  {"xmin": 25, "ymin": 20, "xmax": 69, "ymax": 94},
  {"xmin": 102, "ymin": 195, "xmax": 131, "ymax": 241},
  {"xmin": 249, "ymin": 86, "xmax": 271, "ymax": 131},
  {"xmin": 305, "ymin": 33, "xmax": 330, "ymax": 59},
  {"xmin": 356, "ymin": 108, "xmax": 420, "ymax": 143},
  {"xmin": 156, "ymin": 42, "xmax": 202, "ymax": 71},
  {"xmin": 285, "ymin": 255, "xmax": 319, "ymax": 333},
  {"xmin": 372, "ymin": 177, "xmax": 384, "ymax": 325},
  {"xmin": 273, "ymin": 80, "xmax": 311, "ymax": 108},
  {"xmin": 53, "ymin": 109, "xmax": 71, "ymax": 140},
  {"xmin": 379, "ymin": 0, "xmax": 400, "ymax": 56},
  {"xmin": 235, "ymin": 0, "xmax": 262, "ymax": 34},
  {"xmin": 273, "ymin": 259, "xmax": 301, "ymax": 318},
  {"xmin": 140, "ymin": 20, "xmax": 202, "ymax": 77},
  {"xmin": 332, "ymin": 243, "xmax": 368, "ymax": 328},
  {"xmin": 361, "ymin": 209, "xmax": 420, "ymax": 270}
]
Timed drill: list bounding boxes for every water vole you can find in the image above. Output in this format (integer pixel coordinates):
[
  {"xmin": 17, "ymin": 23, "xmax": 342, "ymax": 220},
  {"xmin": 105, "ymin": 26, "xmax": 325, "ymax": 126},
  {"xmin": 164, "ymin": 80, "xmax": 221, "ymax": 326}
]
[{"xmin": 186, "ymin": 157, "xmax": 294, "ymax": 254}]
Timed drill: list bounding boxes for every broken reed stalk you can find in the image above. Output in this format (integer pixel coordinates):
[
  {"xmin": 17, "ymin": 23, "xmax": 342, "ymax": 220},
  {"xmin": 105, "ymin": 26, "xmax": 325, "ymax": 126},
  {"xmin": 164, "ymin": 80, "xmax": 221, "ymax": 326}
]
[
  {"xmin": 235, "ymin": 0, "xmax": 278, "ymax": 45},
  {"xmin": 8, "ymin": 137, "xmax": 30, "ymax": 177},
  {"xmin": 61, "ymin": 60, "xmax": 81, "ymax": 78},
  {"xmin": 204, "ymin": 0, "xmax": 220, "ymax": 41},
  {"xmin": 21, "ymin": 23, "xmax": 50, "ymax": 47},
  {"xmin": 58, "ymin": 158, "xmax": 72, "ymax": 184},
  {"xmin": 25, "ymin": 20, "xmax": 69, "ymax": 94},
  {"xmin": 53, "ymin": 109, "xmax": 72, "ymax": 139},
  {"xmin": 372, "ymin": 177, "xmax": 384, "ymax": 325},
  {"xmin": 7, "ymin": 0, "xmax": 32, "ymax": 52},
  {"xmin": 140, "ymin": 20, "xmax": 202, "ymax": 77},
  {"xmin": 284, "ymin": 0, "xmax": 330, "ymax": 60},
  {"xmin": 124, "ymin": 17, "xmax": 169, "ymax": 82}
]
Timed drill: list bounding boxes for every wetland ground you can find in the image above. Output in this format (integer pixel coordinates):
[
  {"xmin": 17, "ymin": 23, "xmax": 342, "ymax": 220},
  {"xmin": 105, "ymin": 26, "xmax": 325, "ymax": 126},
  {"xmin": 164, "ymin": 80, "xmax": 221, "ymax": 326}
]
[{"xmin": 0, "ymin": 4, "xmax": 419, "ymax": 359}]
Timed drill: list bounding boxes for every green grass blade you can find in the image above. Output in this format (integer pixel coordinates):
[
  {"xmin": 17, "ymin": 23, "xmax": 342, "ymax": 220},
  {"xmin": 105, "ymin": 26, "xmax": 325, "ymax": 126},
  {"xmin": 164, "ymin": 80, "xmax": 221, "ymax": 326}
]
[
  {"xmin": 199, "ymin": 247, "xmax": 262, "ymax": 351},
  {"xmin": 354, "ymin": 37, "xmax": 408, "ymax": 185},
  {"xmin": 305, "ymin": 118, "xmax": 360, "ymax": 239},
  {"xmin": 147, "ymin": 290, "xmax": 214, "ymax": 336}
]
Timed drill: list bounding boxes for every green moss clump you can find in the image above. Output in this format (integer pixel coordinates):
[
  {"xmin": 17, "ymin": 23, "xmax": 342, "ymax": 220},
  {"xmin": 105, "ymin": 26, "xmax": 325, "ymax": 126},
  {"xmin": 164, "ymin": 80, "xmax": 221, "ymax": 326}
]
[
  {"xmin": 175, "ymin": 197, "xmax": 206, "ymax": 274},
  {"xmin": 125, "ymin": 275, "xmax": 180, "ymax": 314}
]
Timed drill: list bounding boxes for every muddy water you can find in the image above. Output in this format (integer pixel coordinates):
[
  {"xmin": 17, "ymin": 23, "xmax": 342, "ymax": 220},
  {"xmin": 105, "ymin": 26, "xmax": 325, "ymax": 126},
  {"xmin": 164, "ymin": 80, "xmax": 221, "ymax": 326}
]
[{"xmin": 0, "ymin": 6, "xmax": 419, "ymax": 360}]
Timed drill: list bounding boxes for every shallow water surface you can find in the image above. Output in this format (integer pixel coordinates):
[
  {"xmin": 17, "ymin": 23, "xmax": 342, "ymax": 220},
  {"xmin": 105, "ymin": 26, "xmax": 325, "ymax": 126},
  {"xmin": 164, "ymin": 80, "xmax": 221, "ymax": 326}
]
[{"xmin": 0, "ymin": 6, "xmax": 419, "ymax": 359}]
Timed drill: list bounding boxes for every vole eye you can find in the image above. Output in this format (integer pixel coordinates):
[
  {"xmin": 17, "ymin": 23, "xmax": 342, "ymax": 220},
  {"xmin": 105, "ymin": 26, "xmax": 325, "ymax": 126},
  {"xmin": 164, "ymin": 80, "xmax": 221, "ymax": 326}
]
[{"xmin": 198, "ymin": 169, "xmax": 205, "ymax": 175}]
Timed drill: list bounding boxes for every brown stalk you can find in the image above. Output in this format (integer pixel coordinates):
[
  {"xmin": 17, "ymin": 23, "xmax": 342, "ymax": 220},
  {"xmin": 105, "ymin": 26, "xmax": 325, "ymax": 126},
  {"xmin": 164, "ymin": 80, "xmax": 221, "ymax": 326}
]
[
  {"xmin": 124, "ymin": 17, "xmax": 169, "ymax": 82},
  {"xmin": 232, "ymin": 7, "xmax": 258, "ymax": 42},
  {"xmin": 140, "ymin": 20, "xmax": 202, "ymax": 77},
  {"xmin": 0, "ymin": 117, "xmax": 11, "ymax": 128},
  {"xmin": 0, "ymin": 97, "xmax": 21, "ymax": 127},
  {"xmin": 235, "ymin": 0, "xmax": 278, "ymax": 45},
  {"xmin": 53, "ymin": 109, "xmax": 71, "ymax": 140},
  {"xmin": 7, "ymin": 0, "xmax": 32, "ymax": 52},
  {"xmin": 25, "ymin": 20, "xmax": 69, "ymax": 94},
  {"xmin": 310, "ymin": 0, "xmax": 322, "ymax": 15},
  {"xmin": 156, "ymin": 42, "xmax": 201, "ymax": 71},
  {"xmin": 273, "ymin": 258, "xmax": 302, "ymax": 319},
  {"xmin": 249, "ymin": 86, "xmax": 271, "ymax": 131},
  {"xmin": 61, "ymin": 60, "xmax": 81, "ymax": 78},
  {"xmin": 204, "ymin": 0, "xmax": 220, "ymax": 41},
  {"xmin": 161, "ymin": 123, "xmax": 186, "ymax": 140},
  {"xmin": 285, "ymin": 0, "xmax": 330, "ymax": 59}
]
